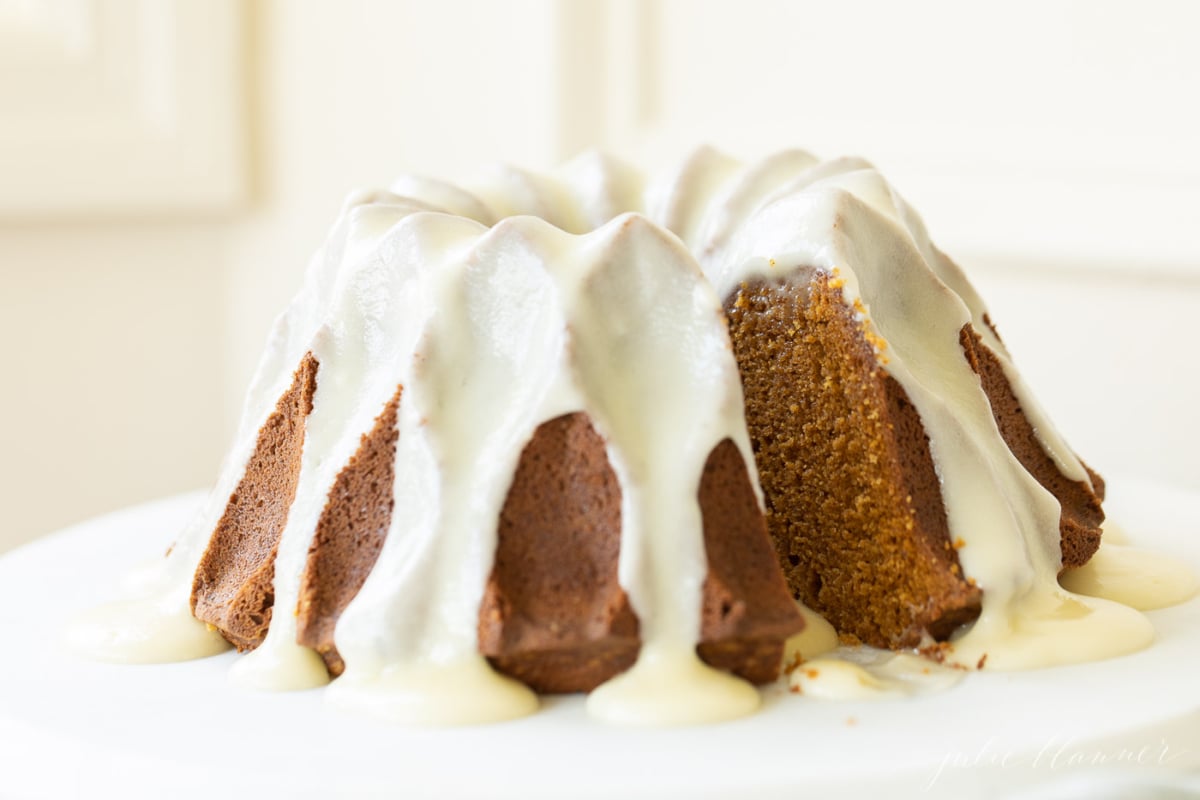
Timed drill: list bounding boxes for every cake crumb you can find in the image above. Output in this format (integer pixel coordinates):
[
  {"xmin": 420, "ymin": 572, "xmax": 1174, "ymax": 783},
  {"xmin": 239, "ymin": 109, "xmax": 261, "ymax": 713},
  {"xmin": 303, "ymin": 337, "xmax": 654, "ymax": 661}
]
[
  {"xmin": 918, "ymin": 640, "xmax": 952, "ymax": 663},
  {"xmin": 976, "ymin": 654, "xmax": 988, "ymax": 670}
]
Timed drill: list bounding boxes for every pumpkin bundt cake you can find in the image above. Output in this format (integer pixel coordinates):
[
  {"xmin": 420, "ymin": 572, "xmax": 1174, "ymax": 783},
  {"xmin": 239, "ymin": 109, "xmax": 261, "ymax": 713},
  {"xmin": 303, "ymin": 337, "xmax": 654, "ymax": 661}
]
[{"xmin": 76, "ymin": 148, "xmax": 1153, "ymax": 726}]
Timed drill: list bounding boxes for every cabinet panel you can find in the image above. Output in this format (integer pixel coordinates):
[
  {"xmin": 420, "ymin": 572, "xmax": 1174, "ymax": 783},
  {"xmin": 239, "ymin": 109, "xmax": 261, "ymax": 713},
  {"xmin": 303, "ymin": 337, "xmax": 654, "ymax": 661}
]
[
  {"xmin": 0, "ymin": 0, "xmax": 246, "ymax": 215},
  {"xmin": 566, "ymin": 0, "xmax": 1200, "ymax": 273}
]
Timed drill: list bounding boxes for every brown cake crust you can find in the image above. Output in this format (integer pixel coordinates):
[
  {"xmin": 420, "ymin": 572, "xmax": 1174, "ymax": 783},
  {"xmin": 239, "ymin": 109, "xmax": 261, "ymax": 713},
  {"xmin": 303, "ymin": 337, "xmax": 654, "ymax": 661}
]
[
  {"xmin": 197, "ymin": 386, "xmax": 804, "ymax": 690},
  {"xmin": 696, "ymin": 438, "xmax": 807, "ymax": 683},
  {"xmin": 724, "ymin": 275, "xmax": 982, "ymax": 649},
  {"xmin": 479, "ymin": 413, "xmax": 805, "ymax": 692},
  {"xmin": 478, "ymin": 412, "xmax": 637, "ymax": 693},
  {"xmin": 295, "ymin": 386, "xmax": 403, "ymax": 676},
  {"xmin": 191, "ymin": 353, "xmax": 319, "ymax": 651},
  {"xmin": 959, "ymin": 323, "xmax": 1104, "ymax": 569}
]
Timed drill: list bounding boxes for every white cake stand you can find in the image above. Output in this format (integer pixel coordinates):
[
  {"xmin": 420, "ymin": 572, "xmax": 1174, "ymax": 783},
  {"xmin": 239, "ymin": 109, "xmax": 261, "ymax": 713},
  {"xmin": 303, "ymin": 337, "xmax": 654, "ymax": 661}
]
[{"xmin": 2, "ymin": 478, "xmax": 1198, "ymax": 800}]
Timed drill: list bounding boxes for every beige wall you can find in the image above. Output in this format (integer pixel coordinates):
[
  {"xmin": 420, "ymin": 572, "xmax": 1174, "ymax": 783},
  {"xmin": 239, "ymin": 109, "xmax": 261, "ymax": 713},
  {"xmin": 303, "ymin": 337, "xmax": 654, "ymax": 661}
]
[
  {"xmin": 973, "ymin": 264, "xmax": 1200, "ymax": 492},
  {"xmin": 0, "ymin": 222, "xmax": 228, "ymax": 549},
  {"xmin": 2, "ymin": 0, "xmax": 1198, "ymax": 553}
]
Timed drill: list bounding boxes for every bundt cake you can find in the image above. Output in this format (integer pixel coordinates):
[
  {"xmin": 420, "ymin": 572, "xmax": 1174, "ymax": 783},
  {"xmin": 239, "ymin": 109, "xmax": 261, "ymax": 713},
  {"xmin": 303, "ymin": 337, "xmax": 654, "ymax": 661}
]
[{"xmin": 73, "ymin": 147, "xmax": 1156, "ymax": 726}]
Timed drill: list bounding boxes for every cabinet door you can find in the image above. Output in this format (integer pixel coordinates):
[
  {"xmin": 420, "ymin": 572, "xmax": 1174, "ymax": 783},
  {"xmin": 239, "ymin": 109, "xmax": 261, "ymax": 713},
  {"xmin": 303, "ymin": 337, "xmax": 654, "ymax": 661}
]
[
  {"xmin": 562, "ymin": 0, "xmax": 1200, "ymax": 271},
  {"xmin": 0, "ymin": 0, "xmax": 245, "ymax": 216}
]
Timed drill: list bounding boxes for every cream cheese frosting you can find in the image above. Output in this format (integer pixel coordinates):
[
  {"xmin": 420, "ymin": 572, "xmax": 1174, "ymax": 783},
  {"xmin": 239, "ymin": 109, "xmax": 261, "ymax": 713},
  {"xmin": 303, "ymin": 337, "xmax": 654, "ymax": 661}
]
[{"xmin": 67, "ymin": 147, "xmax": 1193, "ymax": 725}]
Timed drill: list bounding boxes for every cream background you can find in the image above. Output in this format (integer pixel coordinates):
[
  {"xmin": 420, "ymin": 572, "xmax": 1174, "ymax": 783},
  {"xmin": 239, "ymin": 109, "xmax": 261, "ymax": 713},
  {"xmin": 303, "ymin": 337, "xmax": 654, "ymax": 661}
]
[{"xmin": 1, "ymin": 0, "xmax": 1198, "ymax": 553}]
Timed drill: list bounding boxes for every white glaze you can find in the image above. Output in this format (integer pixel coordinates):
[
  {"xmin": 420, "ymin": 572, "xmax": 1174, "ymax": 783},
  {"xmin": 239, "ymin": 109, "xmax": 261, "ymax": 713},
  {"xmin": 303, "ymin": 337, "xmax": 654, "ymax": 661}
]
[
  {"xmin": 64, "ymin": 598, "xmax": 229, "ymax": 664},
  {"xmin": 75, "ymin": 147, "xmax": 1183, "ymax": 725},
  {"xmin": 789, "ymin": 649, "xmax": 965, "ymax": 700},
  {"xmin": 1101, "ymin": 516, "xmax": 1132, "ymax": 545},
  {"xmin": 1060, "ymin": 541, "xmax": 1199, "ymax": 610},
  {"xmin": 782, "ymin": 604, "xmax": 840, "ymax": 664},
  {"xmin": 65, "ymin": 552, "xmax": 230, "ymax": 663}
]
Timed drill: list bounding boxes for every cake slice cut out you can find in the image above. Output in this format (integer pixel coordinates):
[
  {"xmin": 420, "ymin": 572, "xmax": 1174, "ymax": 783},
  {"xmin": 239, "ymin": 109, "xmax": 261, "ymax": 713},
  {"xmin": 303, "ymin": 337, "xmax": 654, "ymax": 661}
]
[{"xmin": 725, "ymin": 275, "xmax": 982, "ymax": 649}]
